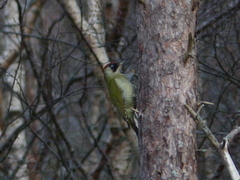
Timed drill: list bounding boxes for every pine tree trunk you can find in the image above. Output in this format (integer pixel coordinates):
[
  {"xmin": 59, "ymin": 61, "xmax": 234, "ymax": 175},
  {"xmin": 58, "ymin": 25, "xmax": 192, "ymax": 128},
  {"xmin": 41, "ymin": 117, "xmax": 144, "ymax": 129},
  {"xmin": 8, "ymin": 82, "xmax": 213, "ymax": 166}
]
[{"xmin": 136, "ymin": 1, "xmax": 199, "ymax": 179}]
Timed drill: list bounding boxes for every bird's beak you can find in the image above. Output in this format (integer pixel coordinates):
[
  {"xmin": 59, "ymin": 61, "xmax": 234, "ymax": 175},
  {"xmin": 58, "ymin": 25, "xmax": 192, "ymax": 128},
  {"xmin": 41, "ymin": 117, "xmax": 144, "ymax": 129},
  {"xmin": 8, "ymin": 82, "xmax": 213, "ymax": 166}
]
[{"xmin": 117, "ymin": 62, "xmax": 124, "ymax": 72}]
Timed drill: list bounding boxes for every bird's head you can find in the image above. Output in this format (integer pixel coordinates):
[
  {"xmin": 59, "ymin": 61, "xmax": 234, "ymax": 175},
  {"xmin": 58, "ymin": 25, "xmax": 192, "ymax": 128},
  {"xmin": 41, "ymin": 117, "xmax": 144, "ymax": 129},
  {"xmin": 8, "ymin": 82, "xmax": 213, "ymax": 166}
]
[
  {"xmin": 103, "ymin": 62, "xmax": 123, "ymax": 79},
  {"xmin": 104, "ymin": 62, "xmax": 123, "ymax": 73}
]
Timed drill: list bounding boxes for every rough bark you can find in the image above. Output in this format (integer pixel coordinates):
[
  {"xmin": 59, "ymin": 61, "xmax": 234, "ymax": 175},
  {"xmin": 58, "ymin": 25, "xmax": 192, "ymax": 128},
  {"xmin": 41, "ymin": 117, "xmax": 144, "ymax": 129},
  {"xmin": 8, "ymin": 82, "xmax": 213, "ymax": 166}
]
[{"xmin": 136, "ymin": 1, "xmax": 198, "ymax": 179}]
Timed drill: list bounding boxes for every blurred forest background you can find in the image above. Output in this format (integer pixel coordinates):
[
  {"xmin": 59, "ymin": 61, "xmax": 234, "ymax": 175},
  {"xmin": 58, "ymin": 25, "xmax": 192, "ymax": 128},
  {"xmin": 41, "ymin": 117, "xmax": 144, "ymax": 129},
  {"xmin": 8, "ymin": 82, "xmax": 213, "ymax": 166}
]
[{"xmin": 0, "ymin": 0, "xmax": 239, "ymax": 180}]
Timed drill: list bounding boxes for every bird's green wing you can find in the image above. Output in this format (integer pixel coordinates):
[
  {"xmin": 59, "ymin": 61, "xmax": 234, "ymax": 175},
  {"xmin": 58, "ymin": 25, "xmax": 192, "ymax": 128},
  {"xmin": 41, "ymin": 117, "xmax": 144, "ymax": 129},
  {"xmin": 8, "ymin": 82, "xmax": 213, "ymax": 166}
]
[{"xmin": 108, "ymin": 75, "xmax": 134, "ymax": 120}]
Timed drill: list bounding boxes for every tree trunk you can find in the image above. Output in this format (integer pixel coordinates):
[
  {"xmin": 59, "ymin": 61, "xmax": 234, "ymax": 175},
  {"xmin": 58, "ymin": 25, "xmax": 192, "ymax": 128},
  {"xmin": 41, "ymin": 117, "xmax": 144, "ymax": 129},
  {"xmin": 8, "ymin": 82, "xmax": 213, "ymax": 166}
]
[{"xmin": 136, "ymin": 1, "xmax": 198, "ymax": 179}]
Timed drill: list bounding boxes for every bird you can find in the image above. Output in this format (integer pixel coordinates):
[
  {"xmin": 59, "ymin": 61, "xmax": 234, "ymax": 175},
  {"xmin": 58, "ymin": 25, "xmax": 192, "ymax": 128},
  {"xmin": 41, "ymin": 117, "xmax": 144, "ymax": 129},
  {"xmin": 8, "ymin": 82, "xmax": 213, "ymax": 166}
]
[{"xmin": 103, "ymin": 62, "xmax": 138, "ymax": 136}]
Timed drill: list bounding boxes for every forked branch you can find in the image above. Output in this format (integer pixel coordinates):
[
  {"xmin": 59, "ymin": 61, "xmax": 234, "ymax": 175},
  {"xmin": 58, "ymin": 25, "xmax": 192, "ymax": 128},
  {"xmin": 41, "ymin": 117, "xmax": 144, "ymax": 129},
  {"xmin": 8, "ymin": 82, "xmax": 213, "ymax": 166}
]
[{"xmin": 185, "ymin": 104, "xmax": 240, "ymax": 180}]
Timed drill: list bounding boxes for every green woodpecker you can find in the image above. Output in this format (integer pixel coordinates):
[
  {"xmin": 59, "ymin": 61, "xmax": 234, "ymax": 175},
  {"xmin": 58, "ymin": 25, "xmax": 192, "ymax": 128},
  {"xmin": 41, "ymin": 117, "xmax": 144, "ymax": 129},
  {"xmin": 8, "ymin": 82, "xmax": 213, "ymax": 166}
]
[{"xmin": 103, "ymin": 62, "xmax": 138, "ymax": 136}]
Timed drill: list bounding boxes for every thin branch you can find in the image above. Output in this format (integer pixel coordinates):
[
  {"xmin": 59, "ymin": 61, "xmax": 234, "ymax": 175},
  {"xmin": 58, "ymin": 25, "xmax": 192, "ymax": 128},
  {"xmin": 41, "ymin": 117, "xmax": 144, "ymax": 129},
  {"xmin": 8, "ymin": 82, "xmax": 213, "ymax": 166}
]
[
  {"xmin": 185, "ymin": 104, "xmax": 220, "ymax": 148},
  {"xmin": 220, "ymin": 139, "xmax": 240, "ymax": 180},
  {"xmin": 0, "ymin": 0, "xmax": 8, "ymax": 9},
  {"xmin": 57, "ymin": 0, "xmax": 109, "ymax": 65},
  {"xmin": 0, "ymin": 0, "xmax": 47, "ymax": 72},
  {"xmin": 197, "ymin": 1, "xmax": 240, "ymax": 35},
  {"xmin": 225, "ymin": 126, "xmax": 240, "ymax": 145}
]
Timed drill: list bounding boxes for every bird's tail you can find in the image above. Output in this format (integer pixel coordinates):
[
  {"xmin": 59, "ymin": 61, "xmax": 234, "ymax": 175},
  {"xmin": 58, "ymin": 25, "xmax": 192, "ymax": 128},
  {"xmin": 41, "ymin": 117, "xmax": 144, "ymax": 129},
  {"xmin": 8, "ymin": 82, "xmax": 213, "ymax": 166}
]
[{"xmin": 130, "ymin": 110, "xmax": 139, "ymax": 136}]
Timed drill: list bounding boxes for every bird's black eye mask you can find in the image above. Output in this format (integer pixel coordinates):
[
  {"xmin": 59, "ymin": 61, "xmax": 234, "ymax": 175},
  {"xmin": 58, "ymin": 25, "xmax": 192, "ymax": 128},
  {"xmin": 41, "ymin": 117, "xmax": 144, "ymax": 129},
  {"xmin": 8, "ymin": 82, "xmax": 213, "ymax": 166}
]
[{"xmin": 104, "ymin": 63, "xmax": 119, "ymax": 72}]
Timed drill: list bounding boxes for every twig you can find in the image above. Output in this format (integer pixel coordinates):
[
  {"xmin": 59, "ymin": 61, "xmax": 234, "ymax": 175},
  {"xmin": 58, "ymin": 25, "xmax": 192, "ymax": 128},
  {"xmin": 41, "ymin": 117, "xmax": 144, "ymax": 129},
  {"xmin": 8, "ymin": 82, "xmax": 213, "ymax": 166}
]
[
  {"xmin": 185, "ymin": 104, "xmax": 219, "ymax": 148},
  {"xmin": 0, "ymin": 0, "xmax": 8, "ymax": 9},
  {"xmin": 225, "ymin": 126, "xmax": 240, "ymax": 145}
]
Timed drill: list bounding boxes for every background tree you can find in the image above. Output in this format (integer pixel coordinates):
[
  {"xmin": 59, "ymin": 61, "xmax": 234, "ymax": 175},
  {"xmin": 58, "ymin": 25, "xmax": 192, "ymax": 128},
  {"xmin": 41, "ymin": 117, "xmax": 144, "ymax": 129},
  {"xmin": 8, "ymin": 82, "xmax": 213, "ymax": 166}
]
[{"xmin": 0, "ymin": 0, "xmax": 139, "ymax": 179}]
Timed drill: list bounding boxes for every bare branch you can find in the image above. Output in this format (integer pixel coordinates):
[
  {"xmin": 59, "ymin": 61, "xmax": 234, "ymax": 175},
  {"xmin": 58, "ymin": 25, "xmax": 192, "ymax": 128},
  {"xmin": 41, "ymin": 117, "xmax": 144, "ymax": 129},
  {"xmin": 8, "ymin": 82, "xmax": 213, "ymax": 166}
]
[
  {"xmin": 57, "ymin": 0, "xmax": 109, "ymax": 65},
  {"xmin": 185, "ymin": 104, "xmax": 240, "ymax": 180},
  {"xmin": 185, "ymin": 104, "xmax": 220, "ymax": 148},
  {"xmin": 0, "ymin": 0, "xmax": 47, "ymax": 72},
  {"xmin": 220, "ymin": 139, "xmax": 240, "ymax": 180},
  {"xmin": 225, "ymin": 126, "xmax": 240, "ymax": 147},
  {"xmin": 1, "ymin": 50, "xmax": 19, "ymax": 71},
  {"xmin": 0, "ymin": 0, "xmax": 8, "ymax": 9},
  {"xmin": 197, "ymin": 1, "xmax": 240, "ymax": 35}
]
